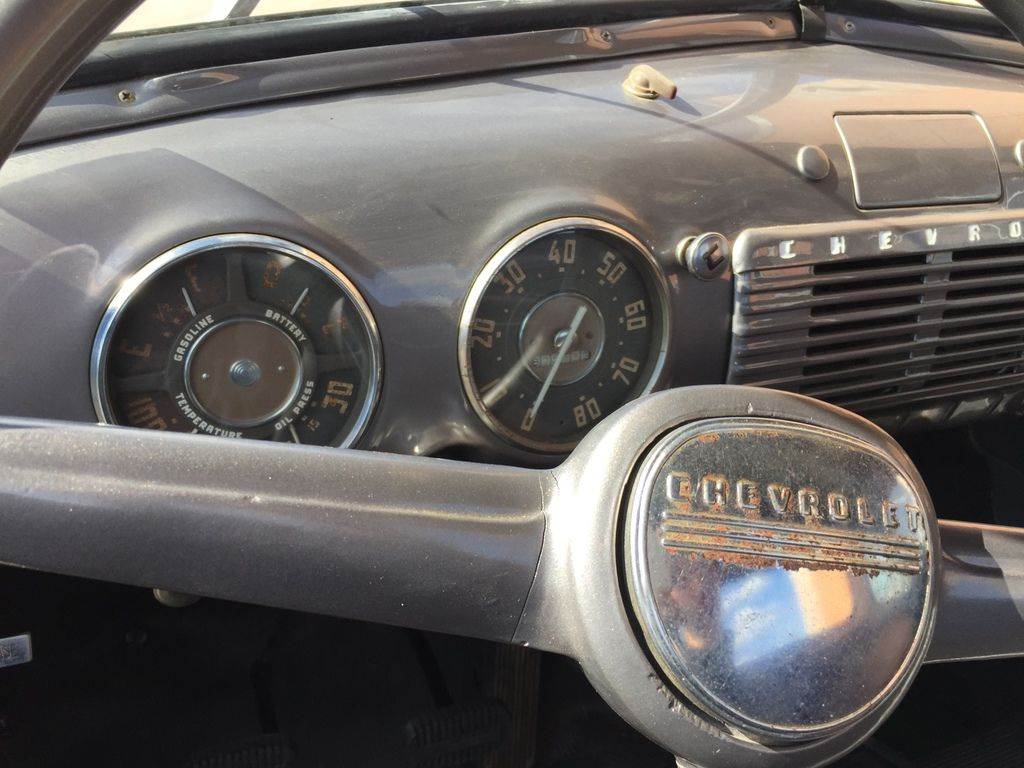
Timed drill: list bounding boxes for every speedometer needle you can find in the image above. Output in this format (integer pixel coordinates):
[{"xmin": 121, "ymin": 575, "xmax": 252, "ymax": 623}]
[
  {"xmin": 529, "ymin": 305, "xmax": 587, "ymax": 419},
  {"xmin": 482, "ymin": 334, "xmax": 546, "ymax": 409}
]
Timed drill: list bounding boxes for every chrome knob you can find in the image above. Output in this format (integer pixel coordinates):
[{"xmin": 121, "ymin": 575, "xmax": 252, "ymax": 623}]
[{"xmin": 677, "ymin": 232, "xmax": 730, "ymax": 280}]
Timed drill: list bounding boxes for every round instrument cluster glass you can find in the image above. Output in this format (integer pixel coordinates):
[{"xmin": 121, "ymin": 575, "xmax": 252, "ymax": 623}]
[
  {"xmin": 92, "ymin": 235, "xmax": 381, "ymax": 447},
  {"xmin": 459, "ymin": 218, "xmax": 669, "ymax": 453}
]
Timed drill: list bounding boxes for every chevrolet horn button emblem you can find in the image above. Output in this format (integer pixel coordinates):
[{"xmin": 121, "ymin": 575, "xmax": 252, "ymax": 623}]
[
  {"xmin": 624, "ymin": 418, "xmax": 936, "ymax": 743},
  {"xmin": 661, "ymin": 470, "xmax": 925, "ymax": 574}
]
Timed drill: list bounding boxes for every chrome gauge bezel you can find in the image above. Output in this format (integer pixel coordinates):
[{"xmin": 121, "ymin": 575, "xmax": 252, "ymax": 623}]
[
  {"xmin": 458, "ymin": 217, "xmax": 671, "ymax": 453},
  {"xmin": 90, "ymin": 233, "xmax": 383, "ymax": 448}
]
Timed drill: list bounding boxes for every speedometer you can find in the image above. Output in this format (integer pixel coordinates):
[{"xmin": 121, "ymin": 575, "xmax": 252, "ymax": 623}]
[
  {"xmin": 459, "ymin": 218, "xmax": 669, "ymax": 453},
  {"xmin": 92, "ymin": 234, "xmax": 381, "ymax": 447}
]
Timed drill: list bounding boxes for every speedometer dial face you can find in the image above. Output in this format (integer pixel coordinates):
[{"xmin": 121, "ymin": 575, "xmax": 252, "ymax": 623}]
[
  {"xmin": 459, "ymin": 219, "xmax": 669, "ymax": 453},
  {"xmin": 92, "ymin": 235, "xmax": 381, "ymax": 447}
]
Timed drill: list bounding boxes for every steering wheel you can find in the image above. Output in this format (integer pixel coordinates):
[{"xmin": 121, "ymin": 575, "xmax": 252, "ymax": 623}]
[{"xmin": 1, "ymin": 2, "xmax": 1023, "ymax": 767}]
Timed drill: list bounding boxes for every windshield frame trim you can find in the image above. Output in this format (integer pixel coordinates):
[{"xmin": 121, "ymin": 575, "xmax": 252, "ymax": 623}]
[
  {"xmin": 22, "ymin": 11, "xmax": 798, "ymax": 149},
  {"xmin": 68, "ymin": 0, "xmax": 796, "ymax": 90}
]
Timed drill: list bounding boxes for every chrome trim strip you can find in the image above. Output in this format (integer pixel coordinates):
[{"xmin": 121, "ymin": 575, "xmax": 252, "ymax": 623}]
[
  {"xmin": 457, "ymin": 217, "xmax": 670, "ymax": 454},
  {"xmin": 659, "ymin": 537, "xmax": 923, "ymax": 573},
  {"xmin": 661, "ymin": 509, "xmax": 921, "ymax": 547},
  {"xmin": 732, "ymin": 208, "xmax": 1024, "ymax": 274},
  {"xmin": 22, "ymin": 12, "xmax": 796, "ymax": 147},
  {"xmin": 660, "ymin": 519, "xmax": 923, "ymax": 558},
  {"xmin": 90, "ymin": 233, "xmax": 383, "ymax": 449}
]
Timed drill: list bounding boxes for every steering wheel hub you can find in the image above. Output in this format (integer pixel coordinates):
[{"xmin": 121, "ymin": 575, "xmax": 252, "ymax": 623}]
[{"xmin": 624, "ymin": 418, "xmax": 937, "ymax": 743}]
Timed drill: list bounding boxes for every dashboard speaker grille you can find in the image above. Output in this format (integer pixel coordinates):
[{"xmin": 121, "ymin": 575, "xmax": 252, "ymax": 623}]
[{"xmin": 730, "ymin": 241, "xmax": 1024, "ymax": 421}]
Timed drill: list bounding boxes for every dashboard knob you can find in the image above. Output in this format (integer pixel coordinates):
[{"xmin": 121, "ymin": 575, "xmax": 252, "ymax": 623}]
[
  {"xmin": 797, "ymin": 144, "xmax": 831, "ymax": 180},
  {"xmin": 677, "ymin": 232, "xmax": 730, "ymax": 280}
]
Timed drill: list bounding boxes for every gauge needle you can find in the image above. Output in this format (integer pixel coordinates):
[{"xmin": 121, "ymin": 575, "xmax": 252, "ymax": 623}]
[
  {"xmin": 181, "ymin": 287, "xmax": 197, "ymax": 317},
  {"xmin": 529, "ymin": 305, "xmax": 587, "ymax": 419},
  {"xmin": 290, "ymin": 287, "xmax": 309, "ymax": 317},
  {"xmin": 482, "ymin": 334, "xmax": 546, "ymax": 408}
]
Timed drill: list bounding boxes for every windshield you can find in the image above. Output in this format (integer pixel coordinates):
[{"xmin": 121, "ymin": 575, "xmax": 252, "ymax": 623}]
[
  {"xmin": 114, "ymin": 0, "xmax": 987, "ymax": 38},
  {"xmin": 113, "ymin": 0, "xmax": 427, "ymax": 36}
]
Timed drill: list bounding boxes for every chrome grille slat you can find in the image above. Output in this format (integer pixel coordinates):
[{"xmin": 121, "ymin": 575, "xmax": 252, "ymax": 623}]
[
  {"xmin": 833, "ymin": 371, "xmax": 1024, "ymax": 411},
  {"xmin": 730, "ymin": 238, "xmax": 1024, "ymax": 420},
  {"xmin": 749, "ymin": 338, "xmax": 1024, "ymax": 390},
  {"xmin": 740, "ymin": 326, "xmax": 1024, "ymax": 374},
  {"xmin": 737, "ymin": 306, "xmax": 1024, "ymax": 357},
  {"xmin": 745, "ymin": 253, "xmax": 1024, "ymax": 292}
]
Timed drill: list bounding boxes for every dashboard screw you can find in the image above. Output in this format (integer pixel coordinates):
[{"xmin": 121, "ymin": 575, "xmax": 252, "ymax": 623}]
[
  {"xmin": 844, "ymin": 20, "xmax": 856, "ymax": 33},
  {"xmin": 116, "ymin": 88, "xmax": 136, "ymax": 104},
  {"xmin": 766, "ymin": 17, "xmax": 775, "ymax": 28},
  {"xmin": 600, "ymin": 30, "xmax": 613, "ymax": 42}
]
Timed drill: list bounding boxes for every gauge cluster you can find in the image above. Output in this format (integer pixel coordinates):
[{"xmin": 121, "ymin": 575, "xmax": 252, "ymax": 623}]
[
  {"xmin": 92, "ymin": 235, "xmax": 381, "ymax": 447},
  {"xmin": 91, "ymin": 222, "xmax": 672, "ymax": 457}
]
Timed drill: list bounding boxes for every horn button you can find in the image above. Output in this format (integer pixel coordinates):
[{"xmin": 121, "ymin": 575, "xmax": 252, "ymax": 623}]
[{"xmin": 623, "ymin": 418, "xmax": 935, "ymax": 743}]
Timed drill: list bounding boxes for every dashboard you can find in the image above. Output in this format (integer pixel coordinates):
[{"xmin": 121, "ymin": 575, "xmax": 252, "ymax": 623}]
[{"xmin": 3, "ymin": 16, "xmax": 1024, "ymax": 464}]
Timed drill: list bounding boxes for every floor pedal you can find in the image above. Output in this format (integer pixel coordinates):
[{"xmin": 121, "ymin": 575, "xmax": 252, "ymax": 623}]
[
  {"xmin": 489, "ymin": 645, "xmax": 541, "ymax": 768},
  {"xmin": 182, "ymin": 734, "xmax": 293, "ymax": 768},
  {"xmin": 405, "ymin": 700, "xmax": 510, "ymax": 768}
]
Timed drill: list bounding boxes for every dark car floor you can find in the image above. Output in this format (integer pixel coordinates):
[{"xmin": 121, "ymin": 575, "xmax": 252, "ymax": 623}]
[
  {"xmin": 0, "ymin": 567, "xmax": 671, "ymax": 768},
  {"xmin": 0, "ymin": 566, "xmax": 1021, "ymax": 768}
]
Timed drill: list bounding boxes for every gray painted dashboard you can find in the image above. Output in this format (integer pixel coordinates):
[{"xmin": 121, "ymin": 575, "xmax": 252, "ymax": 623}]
[{"xmin": 2, "ymin": 37, "xmax": 1024, "ymax": 463}]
